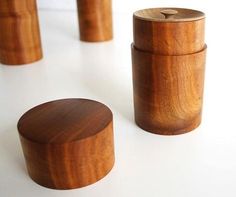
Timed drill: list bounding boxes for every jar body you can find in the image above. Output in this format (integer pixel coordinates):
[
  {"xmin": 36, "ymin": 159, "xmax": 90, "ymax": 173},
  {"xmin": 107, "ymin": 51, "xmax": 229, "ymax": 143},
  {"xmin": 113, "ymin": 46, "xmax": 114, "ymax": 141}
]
[{"xmin": 132, "ymin": 45, "xmax": 206, "ymax": 135}]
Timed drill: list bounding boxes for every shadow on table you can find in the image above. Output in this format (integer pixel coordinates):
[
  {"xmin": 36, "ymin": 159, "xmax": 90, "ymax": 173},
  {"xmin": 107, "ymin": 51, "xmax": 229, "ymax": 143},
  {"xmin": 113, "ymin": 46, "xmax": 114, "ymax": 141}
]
[
  {"xmin": 76, "ymin": 42, "xmax": 134, "ymax": 123},
  {"xmin": 0, "ymin": 127, "xmax": 26, "ymax": 173},
  {"xmin": 41, "ymin": 10, "xmax": 78, "ymax": 41}
]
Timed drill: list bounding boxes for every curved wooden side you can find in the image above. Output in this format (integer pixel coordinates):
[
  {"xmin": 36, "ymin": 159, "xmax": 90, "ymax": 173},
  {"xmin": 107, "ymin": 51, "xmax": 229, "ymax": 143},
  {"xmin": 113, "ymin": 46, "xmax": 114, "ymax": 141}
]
[
  {"xmin": 132, "ymin": 45, "xmax": 206, "ymax": 135},
  {"xmin": 19, "ymin": 121, "xmax": 114, "ymax": 189},
  {"xmin": 133, "ymin": 16, "xmax": 205, "ymax": 55},
  {"xmin": 0, "ymin": 0, "xmax": 42, "ymax": 65},
  {"xmin": 77, "ymin": 0, "xmax": 113, "ymax": 42}
]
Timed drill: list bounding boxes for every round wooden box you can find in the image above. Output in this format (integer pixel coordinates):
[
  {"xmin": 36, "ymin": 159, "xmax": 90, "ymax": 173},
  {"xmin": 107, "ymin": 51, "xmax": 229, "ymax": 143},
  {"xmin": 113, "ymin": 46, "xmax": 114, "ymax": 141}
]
[
  {"xmin": 132, "ymin": 8, "xmax": 207, "ymax": 135},
  {"xmin": 0, "ymin": 0, "xmax": 43, "ymax": 65},
  {"xmin": 17, "ymin": 99, "xmax": 115, "ymax": 189}
]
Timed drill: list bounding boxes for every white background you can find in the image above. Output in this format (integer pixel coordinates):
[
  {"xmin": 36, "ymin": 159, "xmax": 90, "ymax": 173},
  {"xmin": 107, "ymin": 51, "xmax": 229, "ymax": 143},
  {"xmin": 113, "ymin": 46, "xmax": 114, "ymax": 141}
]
[{"xmin": 1, "ymin": 0, "xmax": 236, "ymax": 196}]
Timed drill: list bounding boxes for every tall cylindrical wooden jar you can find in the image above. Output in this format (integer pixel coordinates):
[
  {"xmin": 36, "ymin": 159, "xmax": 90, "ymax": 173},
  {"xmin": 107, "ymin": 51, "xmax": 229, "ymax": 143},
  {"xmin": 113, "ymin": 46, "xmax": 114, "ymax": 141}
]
[
  {"xmin": 132, "ymin": 8, "xmax": 207, "ymax": 135},
  {"xmin": 77, "ymin": 0, "xmax": 113, "ymax": 42},
  {"xmin": 0, "ymin": 0, "xmax": 42, "ymax": 65}
]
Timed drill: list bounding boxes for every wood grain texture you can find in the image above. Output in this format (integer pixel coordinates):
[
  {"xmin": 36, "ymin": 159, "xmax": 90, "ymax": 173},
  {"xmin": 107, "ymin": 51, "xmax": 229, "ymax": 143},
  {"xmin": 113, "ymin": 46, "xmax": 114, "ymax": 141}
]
[
  {"xmin": 0, "ymin": 0, "xmax": 42, "ymax": 65},
  {"xmin": 132, "ymin": 8, "xmax": 206, "ymax": 135},
  {"xmin": 18, "ymin": 99, "xmax": 115, "ymax": 189},
  {"xmin": 77, "ymin": 0, "xmax": 113, "ymax": 42},
  {"xmin": 134, "ymin": 8, "xmax": 205, "ymax": 55},
  {"xmin": 134, "ymin": 8, "xmax": 205, "ymax": 22},
  {"xmin": 132, "ymin": 45, "xmax": 206, "ymax": 135}
]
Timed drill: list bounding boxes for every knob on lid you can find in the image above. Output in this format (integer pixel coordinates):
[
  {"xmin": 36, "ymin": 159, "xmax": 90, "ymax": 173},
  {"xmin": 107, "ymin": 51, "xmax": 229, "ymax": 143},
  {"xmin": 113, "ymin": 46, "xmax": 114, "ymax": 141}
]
[{"xmin": 134, "ymin": 7, "xmax": 205, "ymax": 22}]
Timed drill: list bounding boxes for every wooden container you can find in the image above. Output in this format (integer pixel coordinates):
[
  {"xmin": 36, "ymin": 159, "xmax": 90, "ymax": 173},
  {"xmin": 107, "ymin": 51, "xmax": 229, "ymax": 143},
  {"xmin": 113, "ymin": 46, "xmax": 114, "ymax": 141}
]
[
  {"xmin": 0, "ymin": 0, "xmax": 42, "ymax": 65},
  {"xmin": 77, "ymin": 0, "xmax": 113, "ymax": 42},
  {"xmin": 18, "ymin": 99, "xmax": 115, "ymax": 189},
  {"xmin": 133, "ymin": 8, "xmax": 205, "ymax": 55},
  {"xmin": 132, "ymin": 8, "xmax": 207, "ymax": 135}
]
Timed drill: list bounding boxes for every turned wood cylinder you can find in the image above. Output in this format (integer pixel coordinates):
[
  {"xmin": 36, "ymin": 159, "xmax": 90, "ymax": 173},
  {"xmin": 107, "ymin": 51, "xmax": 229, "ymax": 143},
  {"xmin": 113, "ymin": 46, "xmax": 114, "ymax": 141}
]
[
  {"xmin": 134, "ymin": 8, "xmax": 205, "ymax": 55},
  {"xmin": 77, "ymin": 0, "xmax": 113, "ymax": 42},
  {"xmin": 0, "ymin": 0, "xmax": 42, "ymax": 65},
  {"xmin": 18, "ymin": 99, "xmax": 115, "ymax": 189},
  {"xmin": 132, "ymin": 8, "xmax": 207, "ymax": 135}
]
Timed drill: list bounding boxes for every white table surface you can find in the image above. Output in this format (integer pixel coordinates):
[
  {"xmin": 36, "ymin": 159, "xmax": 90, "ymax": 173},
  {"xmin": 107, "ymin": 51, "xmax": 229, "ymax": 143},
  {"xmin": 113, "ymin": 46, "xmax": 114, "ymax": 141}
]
[{"xmin": 1, "ymin": 8, "xmax": 236, "ymax": 197}]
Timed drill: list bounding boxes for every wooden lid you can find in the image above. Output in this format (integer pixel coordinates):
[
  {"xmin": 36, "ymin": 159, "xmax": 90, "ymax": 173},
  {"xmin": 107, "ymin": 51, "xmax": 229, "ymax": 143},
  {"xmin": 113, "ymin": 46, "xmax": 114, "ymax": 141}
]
[
  {"xmin": 18, "ymin": 98, "xmax": 112, "ymax": 144},
  {"xmin": 18, "ymin": 98, "xmax": 114, "ymax": 189},
  {"xmin": 134, "ymin": 7, "xmax": 205, "ymax": 22}
]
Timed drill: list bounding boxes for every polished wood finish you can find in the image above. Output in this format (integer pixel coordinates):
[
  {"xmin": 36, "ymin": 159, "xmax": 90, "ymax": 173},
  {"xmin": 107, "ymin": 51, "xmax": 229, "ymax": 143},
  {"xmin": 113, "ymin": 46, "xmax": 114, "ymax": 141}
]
[
  {"xmin": 132, "ymin": 45, "xmax": 206, "ymax": 135},
  {"xmin": 134, "ymin": 8, "xmax": 205, "ymax": 22},
  {"xmin": 134, "ymin": 8, "xmax": 205, "ymax": 55},
  {"xmin": 132, "ymin": 8, "xmax": 206, "ymax": 135},
  {"xmin": 0, "ymin": 0, "xmax": 42, "ymax": 65},
  {"xmin": 18, "ymin": 99, "xmax": 114, "ymax": 189},
  {"xmin": 160, "ymin": 9, "xmax": 178, "ymax": 19},
  {"xmin": 77, "ymin": 0, "xmax": 113, "ymax": 42}
]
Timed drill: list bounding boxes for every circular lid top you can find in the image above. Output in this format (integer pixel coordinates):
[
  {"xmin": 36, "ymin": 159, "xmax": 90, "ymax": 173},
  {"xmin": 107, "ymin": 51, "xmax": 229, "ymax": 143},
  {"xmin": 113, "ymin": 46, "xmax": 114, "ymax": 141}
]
[
  {"xmin": 134, "ymin": 7, "xmax": 205, "ymax": 22},
  {"xmin": 18, "ymin": 99, "xmax": 112, "ymax": 144}
]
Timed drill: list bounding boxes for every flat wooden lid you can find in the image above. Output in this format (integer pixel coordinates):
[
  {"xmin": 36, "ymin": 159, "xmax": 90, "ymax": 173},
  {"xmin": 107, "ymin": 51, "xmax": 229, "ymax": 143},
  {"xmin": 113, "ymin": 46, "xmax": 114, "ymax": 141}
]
[
  {"xmin": 134, "ymin": 8, "xmax": 205, "ymax": 22},
  {"xmin": 18, "ymin": 99, "xmax": 112, "ymax": 144}
]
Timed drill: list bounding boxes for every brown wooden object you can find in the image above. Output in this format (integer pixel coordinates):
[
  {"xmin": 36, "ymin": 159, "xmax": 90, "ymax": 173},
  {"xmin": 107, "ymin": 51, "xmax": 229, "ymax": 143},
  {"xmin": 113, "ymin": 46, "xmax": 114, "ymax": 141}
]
[
  {"xmin": 132, "ymin": 8, "xmax": 207, "ymax": 135},
  {"xmin": 18, "ymin": 99, "xmax": 115, "ymax": 189},
  {"xmin": 77, "ymin": 0, "xmax": 113, "ymax": 42},
  {"xmin": 0, "ymin": 0, "xmax": 42, "ymax": 65},
  {"xmin": 134, "ymin": 8, "xmax": 205, "ymax": 55}
]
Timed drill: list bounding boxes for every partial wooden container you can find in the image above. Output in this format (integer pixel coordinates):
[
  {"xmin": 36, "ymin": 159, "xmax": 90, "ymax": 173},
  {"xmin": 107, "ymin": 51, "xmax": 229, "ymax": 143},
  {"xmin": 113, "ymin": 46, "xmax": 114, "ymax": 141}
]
[
  {"xmin": 18, "ymin": 99, "xmax": 115, "ymax": 189},
  {"xmin": 77, "ymin": 0, "xmax": 113, "ymax": 42},
  {"xmin": 132, "ymin": 8, "xmax": 207, "ymax": 135},
  {"xmin": 0, "ymin": 0, "xmax": 43, "ymax": 65}
]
